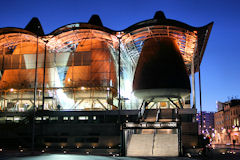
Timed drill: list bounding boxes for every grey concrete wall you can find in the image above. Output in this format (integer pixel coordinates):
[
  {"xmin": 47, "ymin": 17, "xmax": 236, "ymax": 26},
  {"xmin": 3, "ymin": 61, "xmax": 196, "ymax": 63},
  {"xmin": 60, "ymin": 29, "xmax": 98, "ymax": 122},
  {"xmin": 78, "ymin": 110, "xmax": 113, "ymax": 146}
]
[
  {"xmin": 153, "ymin": 134, "xmax": 178, "ymax": 156},
  {"xmin": 127, "ymin": 133, "xmax": 179, "ymax": 157},
  {"xmin": 127, "ymin": 134, "xmax": 153, "ymax": 156}
]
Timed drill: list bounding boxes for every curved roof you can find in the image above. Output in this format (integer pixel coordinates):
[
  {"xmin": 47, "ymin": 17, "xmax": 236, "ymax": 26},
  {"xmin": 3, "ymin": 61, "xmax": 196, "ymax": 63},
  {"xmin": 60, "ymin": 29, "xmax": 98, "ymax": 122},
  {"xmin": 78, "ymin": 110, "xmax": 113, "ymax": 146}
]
[
  {"xmin": 0, "ymin": 11, "xmax": 213, "ymax": 74},
  {"xmin": 0, "ymin": 17, "xmax": 44, "ymax": 37},
  {"xmin": 0, "ymin": 11, "xmax": 213, "ymax": 39},
  {"xmin": 124, "ymin": 11, "xmax": 213, "ymax": 33},
  {"xmin": 49, "ymin": 22, "xmax": 115, "ymax": 36},
  {"xmin": 49, "ymin": 14, "xmax": 115, "ymax": 36},
  {"xmin": 0, "ymin": 27, "xmax": 36, "ymax": 36},
  {"xmin": 120, "ymin": 11, "xmax": 213, "ymax": 73}
]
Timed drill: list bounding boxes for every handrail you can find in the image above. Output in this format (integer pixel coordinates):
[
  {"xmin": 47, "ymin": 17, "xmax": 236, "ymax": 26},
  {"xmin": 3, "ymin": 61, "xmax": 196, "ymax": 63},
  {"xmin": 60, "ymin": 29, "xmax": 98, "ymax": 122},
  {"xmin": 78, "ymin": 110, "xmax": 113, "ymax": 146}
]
[
  {"xmin": 138, "ymin": 100, "xmax": 145, "ymax": 120},
  {"xmin": 152, "ymin": 108, "xmax": 160, "ymax": 155}
]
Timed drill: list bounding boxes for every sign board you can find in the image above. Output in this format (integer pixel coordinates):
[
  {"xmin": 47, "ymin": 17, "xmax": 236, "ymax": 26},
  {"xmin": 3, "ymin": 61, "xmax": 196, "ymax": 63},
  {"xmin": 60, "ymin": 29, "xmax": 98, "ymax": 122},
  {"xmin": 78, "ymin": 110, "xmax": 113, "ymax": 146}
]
[{"xmin": 124, "ymin": 122, "xmax": 177, "ymax": 129}]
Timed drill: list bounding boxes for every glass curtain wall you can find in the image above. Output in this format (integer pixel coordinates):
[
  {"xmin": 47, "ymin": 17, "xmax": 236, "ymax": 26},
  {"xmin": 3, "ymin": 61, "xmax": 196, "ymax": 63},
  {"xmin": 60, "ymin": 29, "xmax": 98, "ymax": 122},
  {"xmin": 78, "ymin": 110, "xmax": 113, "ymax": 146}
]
[{"xmin": 0, "ymin": 30, "xmax": 118, "ymax": 112}]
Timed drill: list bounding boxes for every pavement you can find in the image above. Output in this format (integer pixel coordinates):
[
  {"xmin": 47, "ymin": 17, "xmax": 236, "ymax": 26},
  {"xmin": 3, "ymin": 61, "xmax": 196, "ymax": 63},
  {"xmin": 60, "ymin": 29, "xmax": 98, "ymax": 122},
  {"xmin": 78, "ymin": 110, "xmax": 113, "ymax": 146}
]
[
  {"xmin": 0, "ymin": 147, "xmax": 240, "ymax": 160},
  {"xmin": 0, "ymin": 154, "xmax": 196, "ymax": 160},
  {"xmin": 185, "ymin": 146, "xmax": 240, "ymax": 160},
  {"xmin": 212, "ymin": 143, "xmax": 240, "ymax": 150}
]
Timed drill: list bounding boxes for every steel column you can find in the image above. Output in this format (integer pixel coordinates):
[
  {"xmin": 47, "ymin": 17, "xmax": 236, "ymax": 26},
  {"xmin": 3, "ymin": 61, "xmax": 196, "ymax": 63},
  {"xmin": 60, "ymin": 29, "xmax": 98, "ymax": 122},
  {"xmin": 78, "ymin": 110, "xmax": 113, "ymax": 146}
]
[
  {"xmin": 32, "ymin": 35, "xmax": 39, "ymax": 153},
  {"xmin": 191, "ymin": 55, "xmax": 196, "ymax": 109}
]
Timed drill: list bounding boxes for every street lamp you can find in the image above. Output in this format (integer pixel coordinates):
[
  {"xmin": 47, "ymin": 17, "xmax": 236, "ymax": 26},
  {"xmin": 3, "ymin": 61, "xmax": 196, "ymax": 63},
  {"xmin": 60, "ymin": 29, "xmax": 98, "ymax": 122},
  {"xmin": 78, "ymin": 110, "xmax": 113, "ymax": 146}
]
[
  {"xmin": 116, "ymin": 33, "xmax": 124, "ymax": 156},
  {"xmin": 32, "ymin": 34, "xmax": 39, "ymax": 153},
  {"xmin": 42, "ymin": 40, "xmax": 48, "ymax": 109}
]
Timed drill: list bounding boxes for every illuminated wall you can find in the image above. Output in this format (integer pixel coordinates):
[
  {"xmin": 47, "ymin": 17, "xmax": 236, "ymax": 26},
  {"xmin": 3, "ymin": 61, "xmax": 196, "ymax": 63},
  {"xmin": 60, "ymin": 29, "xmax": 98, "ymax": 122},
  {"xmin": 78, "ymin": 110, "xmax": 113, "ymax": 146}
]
[{"xmin": 0, "ymin": 30, "xmax": 118, "ymax": 111}]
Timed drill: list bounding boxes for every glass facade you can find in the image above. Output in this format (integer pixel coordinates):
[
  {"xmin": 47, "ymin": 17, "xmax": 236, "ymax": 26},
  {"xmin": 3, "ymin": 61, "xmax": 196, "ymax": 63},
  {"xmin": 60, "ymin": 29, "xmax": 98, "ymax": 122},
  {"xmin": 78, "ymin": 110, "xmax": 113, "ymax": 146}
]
[
  {"xmin": 0, "ymin": 16, "xmax": 212, "ymax": 112},
  {"xmin": 0, "ymin": 31, "xmax": 118, "ymax": 111}
]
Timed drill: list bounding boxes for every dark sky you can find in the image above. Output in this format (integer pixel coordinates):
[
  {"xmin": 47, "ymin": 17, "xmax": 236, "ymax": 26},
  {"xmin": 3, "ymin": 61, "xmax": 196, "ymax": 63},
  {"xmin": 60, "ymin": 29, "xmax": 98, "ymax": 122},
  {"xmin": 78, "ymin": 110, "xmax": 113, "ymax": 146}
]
[{"xmin": 0, "ymin": 0, "xmax": 240, "ymax": 112}]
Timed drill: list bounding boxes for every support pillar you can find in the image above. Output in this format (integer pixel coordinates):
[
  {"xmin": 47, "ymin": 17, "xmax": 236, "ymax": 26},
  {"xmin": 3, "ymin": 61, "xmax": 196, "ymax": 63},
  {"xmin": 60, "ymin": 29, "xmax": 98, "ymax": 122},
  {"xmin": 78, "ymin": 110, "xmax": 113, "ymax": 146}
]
[{"xmin": 191, "ymin": 52, "xmax": 196, "ymax": 109}]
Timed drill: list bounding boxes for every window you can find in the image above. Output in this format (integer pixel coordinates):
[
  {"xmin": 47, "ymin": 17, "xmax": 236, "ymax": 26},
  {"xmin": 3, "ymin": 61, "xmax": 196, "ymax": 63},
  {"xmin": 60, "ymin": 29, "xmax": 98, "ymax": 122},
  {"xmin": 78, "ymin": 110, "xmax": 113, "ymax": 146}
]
[
  {"xmin": 14, "ymin": 116, "xmax": 21, "ymax": 123},
  {"xmin": 78, "ymin": 116, "xmax": 88, "ymax": 120},
  {"xmin": 234, "ymin": 119, "xmax": 237, "ymax": 126},
  {"xmin": 6, "ymin": 117, "xmax": 13, "ymax": 121},
  {"xmin": 70, "ymin": 116, "xmax": 74, "ymax": 120},
  {"xmin": 35, "ymin": 117, "xmax": 42, "ymax": 121},
  {"xmin": 43, "ymin": 116, "xmax": 49, "ymax": 120},
  {"xmin": 50, "ymin": 117, "xmax": 58, "ymax": 121},
  {"xmin": 63, "ymin": 116, "xmax": 69, "ymax": 121},
  {"xmin": 93, "ymin": 116, "xmax": 97, "ymax": 120},
  {"xmin": 0, "ymin": 117, "xmax": 5, "ymax": 123},
  {"xmin": 74, "ymin": 51, "xmax": 91, "ymax": 66}
]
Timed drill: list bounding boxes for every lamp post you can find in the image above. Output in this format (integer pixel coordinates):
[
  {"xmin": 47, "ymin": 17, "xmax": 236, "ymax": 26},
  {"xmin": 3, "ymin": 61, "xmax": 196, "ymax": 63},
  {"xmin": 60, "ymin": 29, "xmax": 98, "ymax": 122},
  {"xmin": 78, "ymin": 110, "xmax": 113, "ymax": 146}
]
[
  {"xmin": 117, "ymin": 34, "xmax": 125, "ymax": 156},
  {"xmin": 42, "ymin": 40, "xmax": 48, "ymax": 109},
  {"xmin": 198, "ymin": 54, "xmax": 203, "ymax": 135},
  {"xmin": 32, "ymin": 34, "xmax": 39, "ymax": 154},
  {"xmin": 118, "ymin": 36, "xmax": 121, "ymax": 115}
]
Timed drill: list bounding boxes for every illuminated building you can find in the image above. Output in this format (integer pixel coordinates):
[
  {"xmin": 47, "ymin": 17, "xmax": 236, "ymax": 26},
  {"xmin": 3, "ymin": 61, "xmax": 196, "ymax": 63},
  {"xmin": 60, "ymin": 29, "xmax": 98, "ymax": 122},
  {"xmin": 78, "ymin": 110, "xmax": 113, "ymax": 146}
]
[
  {"xmin": 214, "ymin": 99, "xmax": 240, "ymax": 144},
  {"xmin": 0, "ymin": 11, "xmax": 213, "ymax": 156},
  {"xmin": 196, "ymin": 112, "xmax": 214, "ymax": 136}
]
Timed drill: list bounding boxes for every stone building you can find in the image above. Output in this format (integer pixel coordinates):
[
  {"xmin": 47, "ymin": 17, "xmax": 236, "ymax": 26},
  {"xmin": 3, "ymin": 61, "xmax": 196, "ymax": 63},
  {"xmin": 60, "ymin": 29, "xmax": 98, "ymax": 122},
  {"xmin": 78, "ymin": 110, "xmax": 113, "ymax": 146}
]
[
  {"xmin": 214, "ymin": 100, "xmax": 240, "ymax": 144},
  {"xmin": 196, "ymin": 111, "xmax": 214, "ymax": 137}
]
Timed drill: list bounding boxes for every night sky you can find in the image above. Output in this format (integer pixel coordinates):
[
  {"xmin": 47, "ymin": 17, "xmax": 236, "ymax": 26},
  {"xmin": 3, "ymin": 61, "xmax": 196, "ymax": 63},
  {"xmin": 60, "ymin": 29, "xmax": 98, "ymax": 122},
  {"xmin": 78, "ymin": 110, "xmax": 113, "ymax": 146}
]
[{"xmin": 0, "ymin": 0, "xmax": 239, "ymax": 112}]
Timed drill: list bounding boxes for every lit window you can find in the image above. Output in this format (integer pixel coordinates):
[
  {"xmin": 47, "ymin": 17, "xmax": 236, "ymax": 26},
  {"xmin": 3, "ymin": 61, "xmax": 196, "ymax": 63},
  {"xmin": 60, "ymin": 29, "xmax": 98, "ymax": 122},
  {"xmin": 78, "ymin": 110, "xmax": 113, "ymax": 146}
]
[
  {"xmin": 43, "ymin": 116, "xmax": 49, "ymax": 120},
  {"xmin": 63, "ymin": 117, "xmax": 69, "ymax": 120},
  {"xmin": 93, "ymin": 116, "xmax": 97, "ymax": 120},
  {"xmin": 0, "ymin": 117, "xmax": 5, "ymax": 123},
  {"xmin": 14, "ymin": 116, "xmax": 20, "ymax": 120},
  {"xmin": 35, "ymin": 117, "xmax": 42, "ymax": 121},
  {"xmin": 50, "ymin": 117, "xmax": 58, "ymax": 121},
  {"xmin": 14, "ymin": 117, "xmax": 21, "ymax": 123},
  {"xmin": 78, "ymin": 116, "xmax": 88, "ymax": 120},
  {"xmin": 70, "ymin": 116, "xmax": 74, "ymax": 120},
  {"xmin": 6, "ymin": 117, "xmax": 13, "ymax": 121}
]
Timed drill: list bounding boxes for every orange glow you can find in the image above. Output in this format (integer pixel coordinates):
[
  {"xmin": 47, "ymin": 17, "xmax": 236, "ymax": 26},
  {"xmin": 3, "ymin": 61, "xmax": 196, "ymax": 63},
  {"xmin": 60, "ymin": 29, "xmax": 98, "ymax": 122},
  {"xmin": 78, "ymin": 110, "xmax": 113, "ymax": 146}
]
[
  {"xmin": 233, "ymin": 127, "xmax": 239, "ymax": 132},
  {"xmin": 121, "ymin": 25, "xmax": 198, "ymax": 73},
  {"xmin": 64, "ymin": 39, "xmax": 116, "ymax": 88}
]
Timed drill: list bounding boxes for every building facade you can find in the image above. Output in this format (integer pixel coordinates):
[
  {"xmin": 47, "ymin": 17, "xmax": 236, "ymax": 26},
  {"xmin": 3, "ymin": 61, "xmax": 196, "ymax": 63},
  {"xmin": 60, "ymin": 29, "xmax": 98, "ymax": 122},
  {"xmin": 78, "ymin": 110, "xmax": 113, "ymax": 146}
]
[
  {"xmin": 0, "ymin": 11, "xmax": 213, "ymax": 156},
  {"xmin": 196, "ymin": 111, "xmax": 214, "ymax": 137},
  {"xmin": 214, "ymin": 100, "xmax": 240, "ymax": 144}
]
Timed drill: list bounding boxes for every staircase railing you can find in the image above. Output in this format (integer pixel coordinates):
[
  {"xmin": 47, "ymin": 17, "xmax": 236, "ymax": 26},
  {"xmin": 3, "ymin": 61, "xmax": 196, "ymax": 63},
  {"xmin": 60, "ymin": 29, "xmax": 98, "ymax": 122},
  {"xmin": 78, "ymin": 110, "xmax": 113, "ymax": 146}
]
[
  {"xmin": 138, "ymin": 100, "xmax": 145, "ymax": 121},
  {"xmin": 151, "ymin": 108, "xmax": 161, "ymax": 155}
]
